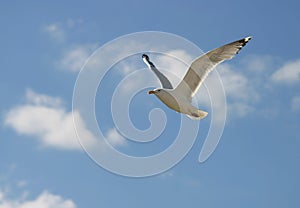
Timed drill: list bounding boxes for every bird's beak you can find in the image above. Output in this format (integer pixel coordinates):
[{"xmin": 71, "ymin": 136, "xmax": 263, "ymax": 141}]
[{"xmin": 148, "ymin": 90, "xmax": 155, "ymax": 94}]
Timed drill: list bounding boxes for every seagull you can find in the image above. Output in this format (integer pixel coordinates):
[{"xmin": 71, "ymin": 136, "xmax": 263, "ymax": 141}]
[{"xmin": 142, "ymin": 36, "xmax": 252, "ymax": 119}]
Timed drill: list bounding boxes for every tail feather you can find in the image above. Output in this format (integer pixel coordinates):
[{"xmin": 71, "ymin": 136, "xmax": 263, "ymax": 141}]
[{"xmin": 187, "ymin": 109, "xmax": 208, "ymax": 120}]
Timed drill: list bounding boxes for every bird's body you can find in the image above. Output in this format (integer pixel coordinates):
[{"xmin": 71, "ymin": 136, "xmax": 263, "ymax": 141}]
[
  {"xmin": 149, "ymin": 89, "xmax": 208, "ymax": 119},
  {"xmin": 143, "ymin": 36, "xmax": 252, "ymax": 119}
]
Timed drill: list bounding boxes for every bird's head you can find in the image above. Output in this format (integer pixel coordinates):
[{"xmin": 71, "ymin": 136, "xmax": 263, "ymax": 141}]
[{"xmin": 148, "ymin": 88, "xmax": 164, "ymax": 96}]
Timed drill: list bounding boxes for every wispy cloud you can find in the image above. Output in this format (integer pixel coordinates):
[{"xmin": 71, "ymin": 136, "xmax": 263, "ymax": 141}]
[
  {"xmin": 219, "ymin": 64, "xmax": 258, "ymax": 101},
  {"xmin": 217, "ymin": 64, "xmax": 259, "ymax": 118},
  {"xmin": 44, "ymin": 20, "xmax": 98, "ymax": 72},
  {"xmin": 227, "ymin": 102, "xmax": 255, "ymax": 117},
  {"xmin": 271, "ymin": 59, "xmax": 300, "ymax": 84},
  {"xmin": 43, "ymin": 19, "xmax": 84, "ymax": 43},
  {"xmin": 25, "ymin": 89, "xmax": 63, "ymax": 107},
  {"xmin": 43, "ymin": 23, "xmax": 65, "ymax": 42},
  {"xmin": 4, "ymin": 89, "xmax": 97, "ymax": 151},
  {"xmin": 105, "ymin": 128, "xmax": 127, "ymax": 146},
  {"xmin": 0, "ymin": 190, "xmax": 77, "ymax": 208},
  {"xmin": 59, "ymin": 44, "xmax": 98, "ymax": 72}
]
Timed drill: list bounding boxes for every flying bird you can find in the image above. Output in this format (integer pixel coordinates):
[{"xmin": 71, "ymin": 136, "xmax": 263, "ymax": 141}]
[{"xmin": 142, "ymin": 36, "xmax": 252, "ymax": 119}]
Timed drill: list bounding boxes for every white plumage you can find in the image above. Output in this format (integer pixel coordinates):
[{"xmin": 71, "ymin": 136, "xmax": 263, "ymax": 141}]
[{"xmin": 143, "ymin": 36, "xmax": 252, "ymax": 119}]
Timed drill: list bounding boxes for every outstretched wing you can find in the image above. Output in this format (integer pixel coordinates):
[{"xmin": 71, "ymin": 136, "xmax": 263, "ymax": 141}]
[
  {"xmin": 143, "ymin": 55, "xmax": 173, "ymax": 89},
  {"xmin": 174, "ymin": 36, "xmax": 252, "ymax": 100}
]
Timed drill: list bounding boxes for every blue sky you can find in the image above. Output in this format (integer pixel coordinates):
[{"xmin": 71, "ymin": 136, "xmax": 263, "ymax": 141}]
[{"xmin": 1, "ymin": 0, "xmax": 300, "ymax": 207}]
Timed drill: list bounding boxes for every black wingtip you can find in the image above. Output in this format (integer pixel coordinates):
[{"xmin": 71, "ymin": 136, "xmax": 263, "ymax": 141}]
[
  {"xmin": 239, "ymin": 36, "xmax": 252, "ymax": 46},
  {"xmin": 142, "ymin": 53, "xmax": 155, "ymax": 67},
  {"xmin": 235, "ymin": 36, "xmax": 252, "ymax": 54}
]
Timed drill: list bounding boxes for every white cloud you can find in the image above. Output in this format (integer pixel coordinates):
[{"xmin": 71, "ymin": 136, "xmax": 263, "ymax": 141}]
[
  {"xmin": 44, "ymin": 20, "xmax": 98, "ymax": 72},
  {"xmin": 218, "ymin": 64, "xmax": 258, "ymax": 102},
  {"xmin": 105, "ymin": 128, "xmax": 127, "ymax": 146},
  {"xmin": 217, "ymin": 64, "xmax": 258, "ymax": 118},
  {"xmin": 43, "ymin": 23, "xmax": 65, "ymax": 42},
  {"xmin": 291, "ymin": 96, "xmax": 300, "ymax": 112},
  {"xmin": 271, "ymin": 59, "xmax": 300, "ymax": 84},
  {"xmin": 4, "ymin": 90, "xmax": 97, "ymax": 151},
  {"xmin": 227, "ymin": 102, "xmax": 255, "ymax": 117},
  {"xmin": 59, "ymin": 44, "xmax": 97, "ymax": 72},
  {"xmin": 25, "ymin": 89, "xmax": 62, "ymax": 107},
  {"xmin": 0, "ymin": 190, "xmax": 76, "ymax": 208}
]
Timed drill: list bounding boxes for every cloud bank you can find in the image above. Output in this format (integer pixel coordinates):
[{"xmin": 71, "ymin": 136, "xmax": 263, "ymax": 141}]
[
  {"xmin": 0, "ymin": 190, "xmax": 76, "ymax": 208},
  {"xmin": 271, "ymin": 59, "xmax": 300, "ymax": 84},
  {"xmin": 4, "ymin": 89, "xmax": 97, "ymax": 151}
]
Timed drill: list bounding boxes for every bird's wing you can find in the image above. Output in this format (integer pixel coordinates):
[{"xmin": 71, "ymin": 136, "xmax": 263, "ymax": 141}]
[
  {"xmin": 174, "ymin": 36, "xmax": 252, "ymax": 100},
  {"xmin": 147, "ymin": 61, "xmax": 173, "ymax": 89}
]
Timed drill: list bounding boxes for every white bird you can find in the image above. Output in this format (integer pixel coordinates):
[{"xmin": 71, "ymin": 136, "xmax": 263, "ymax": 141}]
[{"xmin": 142, "ymin": 36, "xmax": 252, "ymax": 119}]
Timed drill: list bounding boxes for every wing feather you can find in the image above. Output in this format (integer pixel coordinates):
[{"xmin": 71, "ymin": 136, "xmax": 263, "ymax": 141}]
[
  {"xmin": 174, "ymin": 36, "xmax": 252, "ymax": 100},
  {"xmin": 143, "ymin": 54, "xmax": 173, "ymax": 89},
  {"xmin": 149, "ymin": 62, "xmax": 173, "ymax": 89}
]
